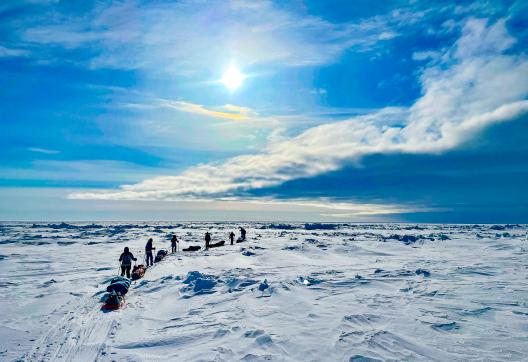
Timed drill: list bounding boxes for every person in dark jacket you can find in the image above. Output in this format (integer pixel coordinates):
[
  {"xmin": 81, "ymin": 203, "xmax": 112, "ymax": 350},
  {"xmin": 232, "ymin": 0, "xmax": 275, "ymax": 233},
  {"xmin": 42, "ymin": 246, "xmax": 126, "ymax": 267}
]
[
  {"xmin": 145, "ymin": 238, "xmax": 156, "ymax": 267},
  {"xmin": 119, "ymin": 247, "xmax": 137, "ymax": 278},
  {"xmin": 171, "ymin": 235, "xmax": 178, "ymax": 253},
  {"xmin": 229, "ymin": 231, "xmax": 235, "ymax": 245},
  {"xmin": 204, "ymin": 232, "xmax": 211, "ymax": 249},
  {"xmin": 240, "ymin": 227, "xmax": 246, "ymax": 240}
]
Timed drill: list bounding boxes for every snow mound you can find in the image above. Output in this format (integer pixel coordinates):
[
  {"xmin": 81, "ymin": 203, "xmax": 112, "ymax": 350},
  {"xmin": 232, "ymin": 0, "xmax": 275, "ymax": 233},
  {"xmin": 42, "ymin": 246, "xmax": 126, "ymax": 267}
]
[{"xmin": 181, "ymin": 271, "xmax": 218, "ymax": 297}]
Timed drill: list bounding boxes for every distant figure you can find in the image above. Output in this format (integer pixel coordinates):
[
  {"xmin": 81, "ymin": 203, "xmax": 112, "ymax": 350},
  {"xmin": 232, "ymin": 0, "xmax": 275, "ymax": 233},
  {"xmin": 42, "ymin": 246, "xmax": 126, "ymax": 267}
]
[
  {"xmin": 240, "ymin": 227, "xmax": 246, "ymax": 240},
  {"xmin": 205, "ymin": 232, "xmax": 211, "ymax": 249},
  {"xmin": 259, "ymin": 279, "xmax": 269, "ymax": 292},
  {"xmin": 229, "ymin": 231, "xmax": 235, "ymax": 245},
  {"xmin": 119, "ymin": 247, "xmax": 137, "ymax": 278},
  {"xmin": 171, "ymin": 235, "xmax": 178, "ymax": 253},
  {"xmin": 258, "ymin": 279, "xmax": 270, "ymax": 297},
  {"xmin": 145, "ymin": 238, "xmax": 156, "ymax": 267}
]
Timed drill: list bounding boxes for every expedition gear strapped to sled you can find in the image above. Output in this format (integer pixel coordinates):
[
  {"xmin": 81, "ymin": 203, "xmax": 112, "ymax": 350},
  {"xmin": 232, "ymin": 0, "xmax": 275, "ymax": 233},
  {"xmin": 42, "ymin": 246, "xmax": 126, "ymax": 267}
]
[
  {"xmin": 132, "ymin": 264, "xmax": 146, "ymax": 280},
  {"xmin": 154, "ymin": 249, "xmax": 168, "ymax": 263},
  {"xmin": 102, "ymin": 276, "xmax": 131, "ymax": 310},
  {"xmin": 106, "ymin": 276, "xmax": 131, "ymax": 295},
  {"xmin": 183, "ymin": 245, "xmax": 201, "ymax": 252},
  {"xmin": 208, "ymin": 240, "xmax": 225, "ymax": 248}
]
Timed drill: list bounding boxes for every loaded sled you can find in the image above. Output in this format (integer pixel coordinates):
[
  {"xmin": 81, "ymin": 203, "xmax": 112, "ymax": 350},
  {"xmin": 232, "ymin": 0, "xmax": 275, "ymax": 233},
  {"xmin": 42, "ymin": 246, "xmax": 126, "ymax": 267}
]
[
  {"xmin": 154, "ymin": 249, "xmax": 168, "ymax": 263},
  {"xmin": 208, "ymin": 240, "xmax": 225, "ymax": 248},
  {"xmin": 132, "ymin": 264, "xmax": 146, "ymax": 280},
  {"xmin": 102, "ymin": 276, "xmax": 131, "ymax": 311},
  {"xmin": 101, "ymin": 290, "xmax": 125, "ymax": 310}
]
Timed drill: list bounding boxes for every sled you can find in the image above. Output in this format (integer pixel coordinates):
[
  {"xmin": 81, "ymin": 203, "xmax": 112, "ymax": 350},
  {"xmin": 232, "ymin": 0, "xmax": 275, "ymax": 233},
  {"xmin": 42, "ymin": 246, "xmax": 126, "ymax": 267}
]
[
  {"xmin": 155, "ymin": 249, "xmax": 168, "ymax": 263},
  {"xmin": 107, "ymin": 277, "xmax": 131, "ymax": 295},
  {"xmin": 183, "ymin": 245, "xmax": 201, "ymax": 252},
  {"xmin": 101, "ymin": 291, "xmax": 125, "ymax": 311},
  {"xmin": 208, "ymin": 240, "xmax": 225, "ymax": 248},
  {"xmin": 132, "ymin": 264, "xmax": 146, "ymax": 280}
]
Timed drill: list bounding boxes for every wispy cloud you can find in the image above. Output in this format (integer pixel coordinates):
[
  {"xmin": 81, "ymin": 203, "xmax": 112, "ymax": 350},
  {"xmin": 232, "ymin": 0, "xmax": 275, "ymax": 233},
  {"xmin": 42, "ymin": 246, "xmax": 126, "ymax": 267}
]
[
  {"xmin": 240, "ymin": 198, "xmax": 435, "ymax": 217},
  {"xmin": 159, "ymin": 100, "xmax": 257, "ymax": 120},
  {"xmin": 17, "ymin": 0, "xmax": 403, "ymax": 73},
  {"xmin": 66, "ymin": 194, "xmax": 432, "ymax": 218},
  {"xmin": 0, "ymin": 45, "xmax": 29, "ymax": 58},
  {"xmin": 70, "ymin": 19, "xmax": 528, "ymax": 202},
  {"xmin": 2, "ymin": 160, "xmax": 170, "ymax": 184},
  {"xmin": 27, "ymin": 147, "xmax": 59, "ymax": 155}
]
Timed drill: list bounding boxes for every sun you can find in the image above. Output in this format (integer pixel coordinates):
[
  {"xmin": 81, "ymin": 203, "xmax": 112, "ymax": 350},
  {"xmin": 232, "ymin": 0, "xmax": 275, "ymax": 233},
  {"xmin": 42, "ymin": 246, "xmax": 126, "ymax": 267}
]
[{"xmin": 221, "ymin": 65, "xmax": 244, "ymax": 91}]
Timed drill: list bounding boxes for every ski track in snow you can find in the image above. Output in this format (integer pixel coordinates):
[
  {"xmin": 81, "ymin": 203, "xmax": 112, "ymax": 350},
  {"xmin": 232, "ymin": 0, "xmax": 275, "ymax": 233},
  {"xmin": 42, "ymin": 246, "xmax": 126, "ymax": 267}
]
[
  {"xmin": 24, "ymin": 295, "xmax": 117, "ymax": 361},
  {"xmin": 0, "ymin": 222, "xmax": 527, "ymax": 361}
]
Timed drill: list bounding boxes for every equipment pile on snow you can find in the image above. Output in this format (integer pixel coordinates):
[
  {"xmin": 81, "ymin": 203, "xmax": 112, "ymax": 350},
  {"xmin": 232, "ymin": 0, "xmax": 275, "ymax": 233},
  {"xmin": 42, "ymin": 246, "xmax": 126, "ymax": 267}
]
[
  {"xmin": 102, "ymin": 276, "xmax": 131, "ymax": 310},
  {"xmin": 208, "ymin": 240, "xmax": 225, "ymax": 248},
  {"xmin": 183, "ymin": 245, "xmax": 201, "ymax": 252},
  {"xmin": 155, "ymin": 249, "xmax": 168, "ymax": 263},
  {"xmin": 131, "ymin": 264, "xmax": 146, "ymax": 280}
]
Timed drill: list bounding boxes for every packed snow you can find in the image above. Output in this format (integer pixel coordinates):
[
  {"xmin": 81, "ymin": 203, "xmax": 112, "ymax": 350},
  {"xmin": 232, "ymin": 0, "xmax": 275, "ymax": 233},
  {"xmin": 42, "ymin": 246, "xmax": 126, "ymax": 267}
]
[{"xmin": 0, "ymin": 222, "xmax": 527, "ymax": 361}]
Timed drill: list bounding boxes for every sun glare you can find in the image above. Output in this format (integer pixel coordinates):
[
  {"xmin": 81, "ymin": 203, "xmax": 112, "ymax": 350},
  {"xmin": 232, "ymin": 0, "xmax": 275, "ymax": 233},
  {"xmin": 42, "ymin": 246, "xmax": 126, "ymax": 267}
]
[{"xmin": 221, "ymin": 65, "xmax": 244, "ymax": 91}]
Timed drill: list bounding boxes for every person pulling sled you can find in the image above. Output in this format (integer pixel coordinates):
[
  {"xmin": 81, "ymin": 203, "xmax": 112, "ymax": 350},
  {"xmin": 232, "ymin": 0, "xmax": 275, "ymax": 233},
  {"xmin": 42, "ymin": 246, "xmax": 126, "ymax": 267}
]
[
  {"xmin": 145, "ymin": 238, "xmax": 156, "ymax": 267},
  {"xmin": 171, "ymin": 235, "xmax": 179, "ymax": 253},
  {"xmin": 205, "ymin": 232, "xmax": 211, "ymax": 249},
  {"xmin": 119, "ymin": 247, "xmax": 137, "ymax": 278}
]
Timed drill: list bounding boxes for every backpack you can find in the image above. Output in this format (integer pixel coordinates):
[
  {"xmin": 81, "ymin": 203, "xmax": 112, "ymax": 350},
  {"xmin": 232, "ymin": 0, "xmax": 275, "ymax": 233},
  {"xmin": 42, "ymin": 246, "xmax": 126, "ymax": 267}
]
[{"xmin": 121, "ymin": 252, "xmax": 133, "ymax": 265}]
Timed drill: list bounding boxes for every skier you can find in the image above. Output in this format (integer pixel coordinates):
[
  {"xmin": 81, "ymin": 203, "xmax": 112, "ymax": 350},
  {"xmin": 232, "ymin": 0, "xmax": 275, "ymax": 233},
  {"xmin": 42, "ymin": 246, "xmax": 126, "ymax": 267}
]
[
  {"xmin": 171, "ymin": 235, "xmax": 178, "ymax": 253},
  {"xmin": 240, "ymin": 227, "xmax": 246, "ymax": 241},
  {"xmin": 118, "ymin": 247, "xmax": 137, "ymax": 278},
  {"xmin": 145, "ymin": 238, "xmax": 156, "ymax": 267},
  {"xmin": 205, "ymin": 232, "xmax": 211, "ymax": 249},
  {"xmin": 229, "ymin": 231, "xmax": 235, "ymax": 245}
]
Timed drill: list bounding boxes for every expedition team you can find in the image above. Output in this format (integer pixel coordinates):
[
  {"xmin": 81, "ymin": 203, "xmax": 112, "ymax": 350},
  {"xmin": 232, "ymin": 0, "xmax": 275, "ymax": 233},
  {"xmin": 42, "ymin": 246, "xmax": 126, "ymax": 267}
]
[{"xmin": 118, "ymin": 227, "xmax": 247, "ymax": 277}]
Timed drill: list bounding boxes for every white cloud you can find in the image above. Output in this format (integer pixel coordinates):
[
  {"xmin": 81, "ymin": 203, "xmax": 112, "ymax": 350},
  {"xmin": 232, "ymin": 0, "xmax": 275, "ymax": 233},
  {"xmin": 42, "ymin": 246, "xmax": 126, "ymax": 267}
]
[
  {"xmin": 310, "ymin": 88, "xmax": 328, "ymax": 95},
  {"xmin": 27, "ymin": 147, "xmax": 59, "ymax": 155},
  {"xmin": 70, "ymin": 18, "xmax": 528, "ymax": 202},
  {"xmin": 0, "ymin": 45, "xmax": 29, "ymax": 57},
  {"xmin": 21, "ymin": 0, "xmax": 400, "ymax": 73},
  {"xmin": 2, "ymin": 160, "xmax": 169, "ymax": 184},
  {"xmin": 412, "ymin": 50, "xmax": 442, "ymax": 62}
]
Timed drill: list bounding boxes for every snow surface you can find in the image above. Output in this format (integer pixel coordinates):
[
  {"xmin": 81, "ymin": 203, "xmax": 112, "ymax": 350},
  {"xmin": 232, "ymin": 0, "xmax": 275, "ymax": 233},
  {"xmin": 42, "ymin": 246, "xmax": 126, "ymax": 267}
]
[{"xmin": 1, "ymin": 222, "xmax": 527, "ymax": 361}]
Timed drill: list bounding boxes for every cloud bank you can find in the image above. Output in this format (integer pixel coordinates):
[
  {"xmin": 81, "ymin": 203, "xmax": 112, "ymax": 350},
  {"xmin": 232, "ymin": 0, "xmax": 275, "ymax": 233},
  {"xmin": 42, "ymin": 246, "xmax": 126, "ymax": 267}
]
[{"xmin": 70, "ymin": 18, "xmax": 528, "ymax": 203}]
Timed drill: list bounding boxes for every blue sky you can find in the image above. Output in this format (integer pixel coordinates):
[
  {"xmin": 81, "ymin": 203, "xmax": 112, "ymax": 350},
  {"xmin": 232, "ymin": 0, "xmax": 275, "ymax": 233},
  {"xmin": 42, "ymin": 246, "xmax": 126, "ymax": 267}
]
[{"xmin": 1, "ymin": 0, "xmax": 527, "ymax": 222}]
